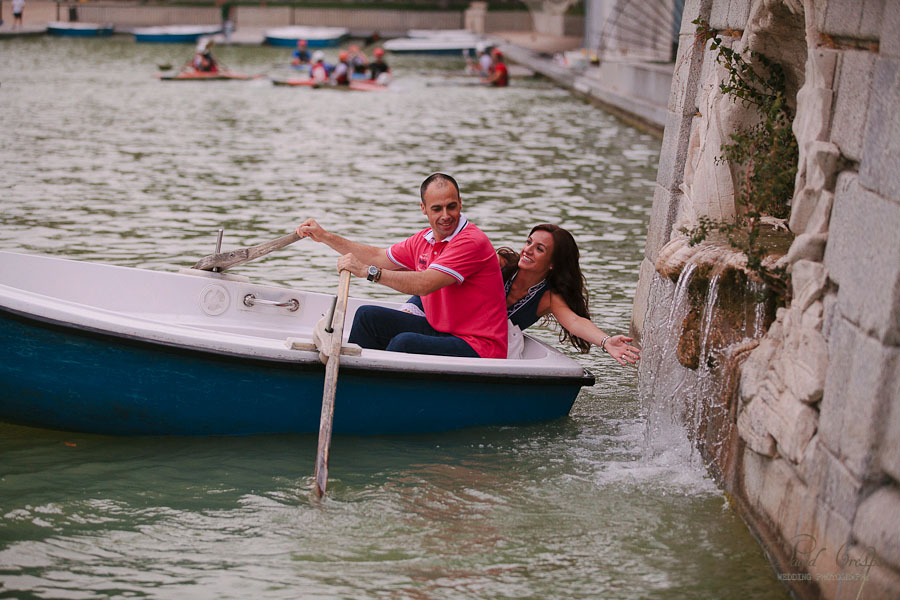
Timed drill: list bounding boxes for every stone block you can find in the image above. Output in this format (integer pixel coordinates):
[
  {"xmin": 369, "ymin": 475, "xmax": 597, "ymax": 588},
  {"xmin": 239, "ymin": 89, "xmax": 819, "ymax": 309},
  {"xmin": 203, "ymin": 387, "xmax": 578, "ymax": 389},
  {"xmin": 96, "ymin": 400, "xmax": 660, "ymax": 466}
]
[
  {"xmin": 819, "ymin": 316, "xmax": 896, "ymax": 479},
  {"xmin": 655, "ymin": 109, "xmax": 695, "ymax": 193},
  {"xmin": 787, "ymin": 495, "xmax": 854, "ymax": 587},
  {"xmin": 876, "ymin": 358, "xmax": 900, "ymax": 482},
  {"xmin": 782, "ymin": 326, "xmax": 828, "ymax": 404},
  {"xmin": 853, "ymin": 486, "xmax": 900, "ymax": 572},
  {"xmin": 737, "ymin": 397, "xmax": 778, "ymax": 456},
  {"xmin": 824, "ymin": 173, "xmax": 900, "ymax": 345},
  {"xmin": 791, "ymin": 260, "xmax": 828, "ymax": 312},
  {"xmin": 765, "ymin": 390, "xmax": 820, "ymax": 464},
  {"xmin": 831, "ymin": 50, "xmax": 877, "ymax": 162},
  {"xmin": 860, "ymin": 57, "xmax": 900, "ymax": 201},
  {"xmin": 644, "ymin": 185, "xmax": 682, "ymax": 263},
  {"xmin": 793, "ymin": 86, "xmax": 835, "ymax": 144},
  {"xmin": 882, "ymin": 1, "xmax": 900, "ymax": 58},
  {"xmin": 708, "ymin": 0, "xmax": 733, "ymax": 30},
  {"xmin": 727, "ymin": 0, "xmax": 751, "ymax": 29},
  {"xmin": 816, "ymin": 0, "xmax": 883, "ymax": 39},
  {"xmin": 842, "ymin": 559, "xmax": 900, "ymax": 600},
  {"xmin": 629, "ymin": 258, "xmax": 658, "ymax": 342},
  {"xmin": 801, "ymin": 439, "xmax": 864, "ymax": 522},
  {"xmin": 679, "ymin": 0, "xmax": 714, "ymax": 36},
  {"xmin": 668, "ymin": 33, "xmax": 705, "ymax": 116},
  {"xmin": 785, "ymin": 232, "xmax": 828, "ymax": 264},
  {"xmin": 756, "ymin": 456, "xmax": 806, "ymax": 529}
]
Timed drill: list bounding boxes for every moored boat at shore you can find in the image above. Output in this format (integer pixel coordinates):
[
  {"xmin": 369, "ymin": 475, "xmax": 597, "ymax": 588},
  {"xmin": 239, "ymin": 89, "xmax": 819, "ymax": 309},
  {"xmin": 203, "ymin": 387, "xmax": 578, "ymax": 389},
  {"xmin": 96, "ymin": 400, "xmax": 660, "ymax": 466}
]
[
  {"xmin": 133, "ymin": 25, "xmax": 223, "ymax": 44},
  {"xmin": 263, "ymin": 26, "xmax": 349, "ymax": 48},
  {"xmin": 0, "ymin": 251, "xmax": 593, "ymax": 437},
  {"xmin": 46, "ymin": 21, "xmax": 114, "ymax": 37}
]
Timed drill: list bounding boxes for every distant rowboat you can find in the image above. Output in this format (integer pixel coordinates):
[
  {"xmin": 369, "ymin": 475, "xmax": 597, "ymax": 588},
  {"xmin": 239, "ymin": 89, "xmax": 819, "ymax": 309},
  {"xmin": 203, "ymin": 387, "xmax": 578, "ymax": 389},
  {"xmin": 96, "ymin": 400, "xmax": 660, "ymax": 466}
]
[
  {"xmin": 271, "ymin": 78, "xmax": 389, "ymax": 92},
  {"xmin": 133, "ymin": 25, "xmax": 223, "ymax": 44},
  {"xmin": 383, "ymin": 36, "xmax": 491, "ymax": 56},
  {"xmin": 0, "ymin": 251, "xmax": 593, "ymax": 436},
  {"xmin": 46, "ymin": 21, "xmax": 114, "ymax": 37},
  {"xmin": 157, "ymin": 71, "xmax": 261, "ymax": 81},
  {"xmin": 263, "ymin": 26, "xmax": 349, "ymax": 48}
]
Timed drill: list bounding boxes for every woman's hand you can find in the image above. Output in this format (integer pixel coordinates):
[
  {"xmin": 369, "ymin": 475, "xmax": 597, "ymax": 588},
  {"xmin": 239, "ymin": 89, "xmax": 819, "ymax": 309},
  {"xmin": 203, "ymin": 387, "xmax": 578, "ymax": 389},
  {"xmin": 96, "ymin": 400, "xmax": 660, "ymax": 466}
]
[{"xmin": 604, "ymin": 335, "xmax": 640, "ymax": 366}]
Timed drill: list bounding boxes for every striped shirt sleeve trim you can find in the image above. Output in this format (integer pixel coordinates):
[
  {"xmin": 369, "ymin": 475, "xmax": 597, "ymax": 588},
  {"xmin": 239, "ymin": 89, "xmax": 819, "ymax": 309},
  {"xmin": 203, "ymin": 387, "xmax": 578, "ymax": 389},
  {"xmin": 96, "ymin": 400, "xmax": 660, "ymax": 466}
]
[
  {"xmin": 429, "ymin": 263, "xmax": 464, "ymax": 283},
  {"xmin": 386, "ymin": 247, "xmax": 414, "ymax": 270}
]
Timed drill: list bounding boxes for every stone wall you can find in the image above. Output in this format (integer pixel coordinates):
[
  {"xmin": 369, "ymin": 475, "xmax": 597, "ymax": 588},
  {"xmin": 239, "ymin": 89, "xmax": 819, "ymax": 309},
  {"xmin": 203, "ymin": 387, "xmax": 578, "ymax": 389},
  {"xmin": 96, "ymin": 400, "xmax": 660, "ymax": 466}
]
[{"xmin": 632, "ymin": 0, "xmax": 900, "ymax": 598}]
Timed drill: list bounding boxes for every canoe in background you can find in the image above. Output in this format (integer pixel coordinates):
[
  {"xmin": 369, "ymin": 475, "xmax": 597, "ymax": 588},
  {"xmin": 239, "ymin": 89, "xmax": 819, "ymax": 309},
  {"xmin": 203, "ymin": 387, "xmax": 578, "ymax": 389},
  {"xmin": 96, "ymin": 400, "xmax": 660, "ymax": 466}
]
[
  {"xmin": 0, "ymin": 251, "xmax": 593, "ymax": 437},
  {"xmin": 133, "ymin": 25, "xmax": 223, "ymax": 43},
  {"xmin": 46, "ymin": 21, "xmax": 114, "ymax": 37},
  {"xmin": 271, "ymin": 78, "xmax": 389, "ymax": 92},
  {"xmin": 157, "ymin": 71, "xmax": 261, "ymax": 81},
  {"xmin": 264, "ymin": 26, "xmax": 349, "ymax": 48}
]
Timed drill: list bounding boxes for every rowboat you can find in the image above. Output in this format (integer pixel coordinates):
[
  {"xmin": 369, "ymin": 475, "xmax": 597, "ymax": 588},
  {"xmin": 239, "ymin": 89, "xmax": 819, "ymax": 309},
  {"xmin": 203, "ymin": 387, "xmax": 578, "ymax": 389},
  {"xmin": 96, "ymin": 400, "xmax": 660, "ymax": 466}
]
[
  {"xmin": 0, "ymin": 251, "xmax": 593, "ymax": 437},
  {"xmin": 271, "ymin": 78, "xmax": 389, "ymax": 92},
  {"xmin": 46, "ymin": 21, "xmax": 114, "ymax": 37},
  {"xmin": 133, "ymin": 25, "xmax": 223, "ymax": 44},
  {"xmin": 382, "ymin": 36, "xmax": 491, "ymax": 56},
  {"xmin": 157, "ymin": 71, "xmax": 261, "ymax": 81},
  {"xmin": 263, "ymin": 26, "xmax": 349, "ymax": 48}
]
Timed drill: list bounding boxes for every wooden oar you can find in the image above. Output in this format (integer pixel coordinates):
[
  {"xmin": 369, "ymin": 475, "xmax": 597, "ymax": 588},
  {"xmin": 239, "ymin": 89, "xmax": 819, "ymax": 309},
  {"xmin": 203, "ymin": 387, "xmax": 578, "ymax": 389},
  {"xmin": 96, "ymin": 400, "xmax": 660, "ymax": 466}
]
[
  {"xmin": 192, "ymin": 231, "xmax": 301, "ymax": 271},
  {"xmin": 313, "ymin": 269, "xmax": 351, "ymax": 498}
]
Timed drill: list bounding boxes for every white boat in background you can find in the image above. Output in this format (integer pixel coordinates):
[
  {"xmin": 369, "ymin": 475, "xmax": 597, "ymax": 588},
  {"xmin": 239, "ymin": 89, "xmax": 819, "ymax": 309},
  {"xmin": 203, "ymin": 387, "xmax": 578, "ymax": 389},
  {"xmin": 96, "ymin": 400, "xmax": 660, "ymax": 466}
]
[
  {"xmin": 383, "ymin": 35, "xmax": 493, "ymax": 56},
  {"xmin": 406, "ymin": 29, "xmax": 477, "ymax": 39},
  {"xmin": 264, "ymin": 26, "xmax": 349, "ymax": 48}
]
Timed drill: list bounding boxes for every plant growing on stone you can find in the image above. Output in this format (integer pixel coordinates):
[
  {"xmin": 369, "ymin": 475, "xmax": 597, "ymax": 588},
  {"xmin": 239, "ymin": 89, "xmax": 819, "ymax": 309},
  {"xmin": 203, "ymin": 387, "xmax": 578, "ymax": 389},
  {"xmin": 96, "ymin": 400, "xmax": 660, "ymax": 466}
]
[{"xmin": 684, "ymin": 18, "xmax": 797, "ymax": 299}]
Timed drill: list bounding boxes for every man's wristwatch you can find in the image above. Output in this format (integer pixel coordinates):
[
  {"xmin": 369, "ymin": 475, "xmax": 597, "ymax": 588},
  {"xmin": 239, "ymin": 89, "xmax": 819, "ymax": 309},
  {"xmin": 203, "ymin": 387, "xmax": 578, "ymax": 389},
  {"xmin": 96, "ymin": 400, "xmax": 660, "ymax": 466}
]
[{"xmin": 366, "ymin": 265, "xmax": 382, "ymax": 283}]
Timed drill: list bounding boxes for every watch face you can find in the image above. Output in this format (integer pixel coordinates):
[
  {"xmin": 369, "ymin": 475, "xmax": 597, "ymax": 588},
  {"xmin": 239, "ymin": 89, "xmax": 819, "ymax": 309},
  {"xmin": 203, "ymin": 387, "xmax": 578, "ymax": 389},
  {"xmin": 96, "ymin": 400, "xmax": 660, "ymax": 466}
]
[{"xmin": 367, "ymin": 265, "xmax": 378, "ymax": 280}]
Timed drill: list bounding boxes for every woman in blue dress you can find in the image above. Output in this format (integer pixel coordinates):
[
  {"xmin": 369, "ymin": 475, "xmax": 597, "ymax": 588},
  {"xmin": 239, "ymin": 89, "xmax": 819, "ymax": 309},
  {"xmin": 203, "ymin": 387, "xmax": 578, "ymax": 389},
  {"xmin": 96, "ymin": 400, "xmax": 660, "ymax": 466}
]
[{"xmin": 407, "ymin": 224, "xmax": 640, "ymax": 364}]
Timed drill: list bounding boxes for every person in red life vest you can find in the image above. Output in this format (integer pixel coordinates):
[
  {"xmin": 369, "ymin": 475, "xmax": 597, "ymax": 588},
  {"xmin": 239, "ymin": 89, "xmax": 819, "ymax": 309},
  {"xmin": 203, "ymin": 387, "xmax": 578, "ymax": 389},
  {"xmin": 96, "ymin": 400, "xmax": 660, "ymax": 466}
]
[
  {"xmin": 368, "ymin": 47, "xmax": 391, "ymax": 85},
  {"xmin": 331, "ymin": 51, "xmax": 351, "ymax": 86},
  {"xmin": 309, "ymin": 50, "xmax": 328, "ymax": 85},
  {"xmin": 191, "ymin": 39, "xmax": 219, "ymax": 73},
  {"xmin": 483, "ymin": 48, "xmax": 509, "ymax": 87},
  {"xmin": 295, "ymin": 173, "xmax": 508, "ymax": 359}
]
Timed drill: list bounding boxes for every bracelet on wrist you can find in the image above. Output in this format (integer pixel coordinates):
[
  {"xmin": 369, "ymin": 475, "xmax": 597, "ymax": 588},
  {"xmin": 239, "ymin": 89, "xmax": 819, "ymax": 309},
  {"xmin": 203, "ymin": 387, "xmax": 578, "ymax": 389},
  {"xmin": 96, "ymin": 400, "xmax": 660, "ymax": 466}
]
[{"xmin": 600, "ymin": 336, "xmax": 610, "ymax": 353}]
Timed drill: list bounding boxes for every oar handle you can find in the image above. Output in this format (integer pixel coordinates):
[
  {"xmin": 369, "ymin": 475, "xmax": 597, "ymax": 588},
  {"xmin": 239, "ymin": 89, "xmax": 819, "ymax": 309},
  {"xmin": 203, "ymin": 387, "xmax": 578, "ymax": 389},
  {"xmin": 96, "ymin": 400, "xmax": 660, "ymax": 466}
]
[
  {"xmin": 192, "ymin": 231, "xmax": 301, "ymax": 271},
  {"xmin": 313, "ymin": 269, "xmax": 351, "ymax": 498}
]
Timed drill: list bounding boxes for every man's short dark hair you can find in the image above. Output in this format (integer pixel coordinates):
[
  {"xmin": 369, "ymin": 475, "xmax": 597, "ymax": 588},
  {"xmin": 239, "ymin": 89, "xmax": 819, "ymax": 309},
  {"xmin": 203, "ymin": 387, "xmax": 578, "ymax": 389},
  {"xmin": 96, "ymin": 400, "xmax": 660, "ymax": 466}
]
[{"xmin": 420, "ymin": 173, "xmax": 460, "ymax": 202}]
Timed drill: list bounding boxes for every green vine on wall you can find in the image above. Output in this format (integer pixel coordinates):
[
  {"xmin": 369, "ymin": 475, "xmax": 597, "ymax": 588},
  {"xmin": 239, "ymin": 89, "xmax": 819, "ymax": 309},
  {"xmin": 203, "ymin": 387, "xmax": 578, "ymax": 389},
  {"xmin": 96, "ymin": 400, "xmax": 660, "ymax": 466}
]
[{"xmin": 683, "ymin": 18, "xmax": 798, "ymax": 300}]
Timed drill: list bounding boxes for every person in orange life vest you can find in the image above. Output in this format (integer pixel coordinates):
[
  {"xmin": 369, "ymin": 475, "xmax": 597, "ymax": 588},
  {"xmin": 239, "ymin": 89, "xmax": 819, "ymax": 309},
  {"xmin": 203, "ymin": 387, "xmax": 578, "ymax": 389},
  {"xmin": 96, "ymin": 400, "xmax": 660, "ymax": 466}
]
[
  {"xmin": 332, "ymin": 51, "xmax": 351, "ymax": 86},
  {"xmin": 295, "ymin": 173, "xmax": 508, "ymax": 359},
  {"xmin": 368, "ymin": 47, "xmax": 391, "ymax": 84},
  {"xmin": 483, "ymin": 48, "xmax": 508, "ymax": 87}
]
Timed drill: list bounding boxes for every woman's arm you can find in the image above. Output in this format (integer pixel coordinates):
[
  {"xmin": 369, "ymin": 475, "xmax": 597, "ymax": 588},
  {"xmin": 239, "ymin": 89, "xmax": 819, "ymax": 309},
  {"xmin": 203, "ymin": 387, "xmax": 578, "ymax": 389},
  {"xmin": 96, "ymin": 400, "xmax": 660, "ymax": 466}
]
[{"xmin": 545, "ymin": 292, "xmax": 640, "ymax": 365}]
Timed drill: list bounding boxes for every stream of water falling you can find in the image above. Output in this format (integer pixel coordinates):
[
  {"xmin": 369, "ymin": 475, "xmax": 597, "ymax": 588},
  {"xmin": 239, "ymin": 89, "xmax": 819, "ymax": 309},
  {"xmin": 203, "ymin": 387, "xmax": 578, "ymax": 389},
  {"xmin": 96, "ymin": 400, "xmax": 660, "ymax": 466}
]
[{"xmin": 0, "ymin": 36, "xmax": 787, "ymax": 598}]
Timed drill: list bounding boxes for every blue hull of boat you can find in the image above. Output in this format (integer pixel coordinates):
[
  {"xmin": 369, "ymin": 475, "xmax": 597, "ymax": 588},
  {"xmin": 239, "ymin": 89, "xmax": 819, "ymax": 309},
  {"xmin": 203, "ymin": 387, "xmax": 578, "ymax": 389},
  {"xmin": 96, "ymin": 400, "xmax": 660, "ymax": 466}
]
[
  {"xmin": 135, "ymin": 31, "xmax": 222, "ymax": 44},
  {"xmin": 265, "ymin": 35, "xmax": 345, "ymax": 48},
  {"xmin": 0, "ymin": 308, "xmax": 589, "ymax": 437},
  {"xmin": 47, "ymin": 27, "xmax": 114, "ymax": 37}
]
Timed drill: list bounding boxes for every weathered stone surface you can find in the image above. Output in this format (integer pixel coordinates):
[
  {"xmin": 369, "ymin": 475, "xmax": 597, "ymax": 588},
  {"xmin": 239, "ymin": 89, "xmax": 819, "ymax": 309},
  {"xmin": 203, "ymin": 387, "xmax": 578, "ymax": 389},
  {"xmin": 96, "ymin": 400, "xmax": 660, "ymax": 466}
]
[
  {"xmin": 819, "ymin": 316, "xmax": 895, "ymax": 479},
  {"xmin": 629, "ymin": 258, "xmax": 658, "ymax": 342},
  {"xmin": 785, "ymin": 231, "xmax": 828, "ymax": 264},
  {"xmin": 740, "ymin": 332, "xmax": 781, "ymax": 401},
  {"xmin": 845, "ymin": 561, "xmax": 900, "ymax": 600},
  {"xmin": 709, "ymin": 0, "xmax": 735, "ymax": 30},
  {"xmin": 791, "ymin": 260, "xmax": 828, "ymax": 312},
  {"xmin": 794, "ymin": 87, "xmax": 835, "ymax": 145},
  {"xmin": 644, "ymin": 185, "xmax": 682, "ymax": 264},
  {"xmin": 875, "ymin": 353, "xmax": 900, "ymax": 482},
  {"xmin": 853, "ymin": 486, "xmax": 900, "ymax": 571},
  {"xmin": 801, "ymin": 439, "xmax": 864, "ymax": 522},
  {"xmin": 668, "ymin": 33, "xmax": 705, "ymax": 116},
  {"xmin": 737, "ymin": 397, "xmax": 778, "ymax": 456},
  {"xmin": 816, "ymin": 0, "xmax": 884, "ymax": 39},
  {"xmin": 756, "ymin": 456, "xmax": 807, "ymax": 529},
  {"xmin": 790, "ymin": 141, "xmax": 840, "ymax": 235},
  {"xmin": 783, "ymin": 326, "xmax": 828, "ymax": 404},
  {"xmin": 656, "ymin": 109, "xmax": 696, "ymax": 194},
  {"xmin": 882, "ymin": 0, "xmax": 900, "ymax": 58},
  {"xmin": 680, "ymin": 0, "xmax": 715, "ymax": 36},
  {"xmin": 860, "ymin": 57, "xmax": 900, "ymax": 201},
  {"xmin": 831, "ymin": 50, "xmax": 877, "ymax": 162},
  {"xmin": 727, "ymin": 0, "xmax": 752, "ymax": 29},
  {"xmin": 824, "ymin": 173, "xmax": 900, "ymax": 345}
]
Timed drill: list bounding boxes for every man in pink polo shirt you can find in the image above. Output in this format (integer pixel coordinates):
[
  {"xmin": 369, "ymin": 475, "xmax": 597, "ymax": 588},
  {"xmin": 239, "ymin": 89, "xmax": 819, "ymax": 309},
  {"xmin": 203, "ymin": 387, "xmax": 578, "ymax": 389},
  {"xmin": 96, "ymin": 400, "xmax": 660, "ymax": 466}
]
[{"xmin": 295, "ymin": 173, "xmax": 507, "ymax": 359}]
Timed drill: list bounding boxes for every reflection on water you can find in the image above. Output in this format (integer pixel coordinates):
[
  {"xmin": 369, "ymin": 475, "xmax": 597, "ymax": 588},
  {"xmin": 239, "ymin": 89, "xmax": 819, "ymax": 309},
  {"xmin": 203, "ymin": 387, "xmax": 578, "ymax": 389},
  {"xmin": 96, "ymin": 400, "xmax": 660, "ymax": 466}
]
[{"xmin": 0, "ymin": 38, "xmax": 785, "ymax": 598}]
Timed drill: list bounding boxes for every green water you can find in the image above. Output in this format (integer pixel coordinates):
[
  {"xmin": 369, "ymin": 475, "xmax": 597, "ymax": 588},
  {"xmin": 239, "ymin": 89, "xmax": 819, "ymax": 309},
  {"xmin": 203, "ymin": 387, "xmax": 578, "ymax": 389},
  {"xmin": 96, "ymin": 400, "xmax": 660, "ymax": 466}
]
[{"xmin": 0, "ymin": 37, "xmax": 787, "ymax": 598}]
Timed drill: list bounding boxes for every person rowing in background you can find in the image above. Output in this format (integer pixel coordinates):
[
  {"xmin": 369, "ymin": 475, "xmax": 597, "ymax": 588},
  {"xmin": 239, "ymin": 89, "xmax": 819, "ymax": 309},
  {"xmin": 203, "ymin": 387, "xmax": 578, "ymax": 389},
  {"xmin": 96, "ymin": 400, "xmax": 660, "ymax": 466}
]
[
  {"xmin": 368, "ymin": 47, "xmax": 391, "ymax": 85},
  {"xmin": 291, "ymin": 39, "xmax": 311, "ymax": 69},
  {"xmin": 406, "ymin": 224, "xmax": 640, "ymax": 364},
  {"xmin": 309, "ymin": 51, "xmax": 329, "ymax": 85},
  {"xmin": 332, "ymin": 51, "xmax": 351, "ymax": 86},
  {"xmin": 190, "ymin": 38, "xmax": 218, "ymax": 73},
  {"xmin": 483, "ymin": 48, "xmax": 508, "ymax": 87}
]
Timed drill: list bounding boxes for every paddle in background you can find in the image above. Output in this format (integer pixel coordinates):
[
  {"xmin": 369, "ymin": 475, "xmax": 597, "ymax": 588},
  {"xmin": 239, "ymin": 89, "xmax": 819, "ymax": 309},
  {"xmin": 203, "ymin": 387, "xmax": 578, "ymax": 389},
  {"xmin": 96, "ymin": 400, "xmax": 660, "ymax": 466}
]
[{"xmin": 313, "ymin": 269, "xmax": 351, "ymax": 498}]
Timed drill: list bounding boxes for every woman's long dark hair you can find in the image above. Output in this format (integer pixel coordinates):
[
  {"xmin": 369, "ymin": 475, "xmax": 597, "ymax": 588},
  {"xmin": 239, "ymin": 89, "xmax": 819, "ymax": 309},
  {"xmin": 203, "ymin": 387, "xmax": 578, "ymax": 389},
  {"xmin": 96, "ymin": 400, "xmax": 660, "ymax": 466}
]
[{"xmin": 502, "ymin": 224, "xmax": 592, "ymax": 353}]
